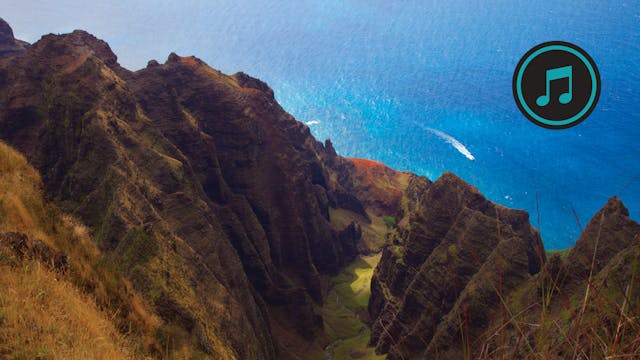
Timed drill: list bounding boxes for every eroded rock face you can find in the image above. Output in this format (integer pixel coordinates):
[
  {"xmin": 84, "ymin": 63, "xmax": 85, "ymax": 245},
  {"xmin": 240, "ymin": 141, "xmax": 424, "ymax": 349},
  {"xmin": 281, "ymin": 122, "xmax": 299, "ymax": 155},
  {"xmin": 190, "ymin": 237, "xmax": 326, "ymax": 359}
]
[
  {"xmin": 0, "ymin": 232, "xmax": 69, "ymax": 273},
  {"xmin": 565, "ymin": 196, "xmax": 640, "ymax": 278},
  {"xmin": 0, "ymin": 18, "xmax": 29, "ymax": 57},
  {"xmin": 369, "ymin": 174, "xmax": 640, "ymax": 360},
  {"xmin": 0, "ymin": 22, "xmax": 367, "ymax": 358},
  {"xmin": 0, "ymin": 28, "xmax": 276, "ymax": 359},
  {"xmin": 368, "ymin": 172, "xmax": 545, "ymax": 359},
  {"xmin": 0, "ymin": 18, "xmax": 15, "ymax": 44},
  {"xmin": 344, "ymin": 158, "xmax": 415, "ymax": 217}
]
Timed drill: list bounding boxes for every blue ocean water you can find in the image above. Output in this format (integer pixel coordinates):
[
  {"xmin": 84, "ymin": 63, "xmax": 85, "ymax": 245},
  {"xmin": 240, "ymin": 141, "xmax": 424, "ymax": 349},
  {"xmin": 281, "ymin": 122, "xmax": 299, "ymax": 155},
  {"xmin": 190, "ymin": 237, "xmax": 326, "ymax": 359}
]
[{"xmin": 5, "ymin": 0, "xmax": 640, "ymax": 249}]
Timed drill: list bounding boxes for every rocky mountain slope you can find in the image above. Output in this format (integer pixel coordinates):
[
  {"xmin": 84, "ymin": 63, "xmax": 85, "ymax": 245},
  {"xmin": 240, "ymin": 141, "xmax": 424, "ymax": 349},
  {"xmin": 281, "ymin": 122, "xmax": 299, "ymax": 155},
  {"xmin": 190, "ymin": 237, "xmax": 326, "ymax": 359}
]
[
  {"xmin": 0, "ymin": 18, "xmax": 411, "ymax": 358},
  {"xmin": 0, "ymin": 140, "xmax": 160, "ymax": 358},
  {"xmin": 0, "ymin": 18, "xmax": 29, "ymax": 57},
  {"xmin": 0, "ymin": 18, "xmax": 637, "ymax": 359},
  {"xmin": 368, "ymin": 172, "xmax": 545, "ymax": 359},
  {"xmin": 368, "ymin": 176, "xmax": 639, "ymax": 359}
]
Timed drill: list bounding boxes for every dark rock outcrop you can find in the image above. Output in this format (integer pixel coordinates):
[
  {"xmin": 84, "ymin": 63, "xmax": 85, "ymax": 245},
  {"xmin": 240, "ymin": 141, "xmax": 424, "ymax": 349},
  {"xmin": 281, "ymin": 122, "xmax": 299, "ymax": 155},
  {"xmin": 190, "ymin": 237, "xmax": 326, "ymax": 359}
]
[
  {"xmin": 369, "ymin": 180, "xmax": 640, "ymax": 359},
  {"xmin": 0, "ymin": 18, "xmax": 29, "ymax": 57},
  {"xmin": 368, "ymin": 172, "xmax": 545, "ymax": 359},
  {"xmin": 493, "ymin": 196, "xmax": 640, "ymax": 359},
  {"xmin": 565, "ymin": 196, "xmax": 639, "ymax": 278},
  {"xmin": 0, "ymin": 232, "xmax": 69, "ymax": 272}
]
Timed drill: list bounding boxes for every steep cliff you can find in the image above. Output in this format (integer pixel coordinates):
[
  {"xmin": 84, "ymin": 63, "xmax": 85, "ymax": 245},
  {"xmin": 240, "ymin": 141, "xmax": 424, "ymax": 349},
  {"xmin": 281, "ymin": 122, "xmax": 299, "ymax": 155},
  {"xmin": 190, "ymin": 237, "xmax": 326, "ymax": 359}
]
[
  {"xmin": 0, "ymin": 18, "xmax": 29, "ymax": 57},
  {"xmin": 0, "ymin": 140, "xmax": 159, "ymax": 358},
  {"xmin": 494, "ymin": 196, "xmax": 640, "ymax": 359},
  {"xmin": 369, "ymin": 175, "xmax": 639, "ymax": 359},
  {"xmin": 0, "ymin": 20, "xmax": 372, "ymax": 358},
  {"xmin": 324, "ymin": 153, "xmax": 430, "ymax": 253},
  {"xmin": 368, "ymin": 172, "xmax": 545, "ymax": 359}
]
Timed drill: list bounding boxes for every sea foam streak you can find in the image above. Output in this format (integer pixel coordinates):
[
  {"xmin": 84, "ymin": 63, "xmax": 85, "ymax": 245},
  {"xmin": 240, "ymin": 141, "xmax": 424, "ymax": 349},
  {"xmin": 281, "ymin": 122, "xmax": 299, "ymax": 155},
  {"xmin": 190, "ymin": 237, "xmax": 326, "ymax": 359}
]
[
  {"xmin": 424, "ymin": 127, "xmax": 475, "ymax": 161},
  {"xmin": 305, "ymin": 120, "xmax": 321, "ymax": 126}
]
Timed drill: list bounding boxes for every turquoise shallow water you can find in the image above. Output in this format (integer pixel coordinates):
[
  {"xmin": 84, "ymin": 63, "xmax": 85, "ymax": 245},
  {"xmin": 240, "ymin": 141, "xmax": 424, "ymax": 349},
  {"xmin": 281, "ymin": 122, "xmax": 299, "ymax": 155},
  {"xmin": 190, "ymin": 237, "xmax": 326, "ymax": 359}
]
[{"xmin": 5, "ymin": 0, "xmax": 640, "ymax": 249}]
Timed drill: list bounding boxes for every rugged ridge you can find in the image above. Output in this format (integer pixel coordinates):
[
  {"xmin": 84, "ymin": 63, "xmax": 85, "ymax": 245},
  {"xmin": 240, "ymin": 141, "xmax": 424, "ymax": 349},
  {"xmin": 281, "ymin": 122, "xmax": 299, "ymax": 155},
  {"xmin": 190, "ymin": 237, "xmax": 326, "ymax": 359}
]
[
  {"xmin": 493, "ymin": 196, "xmax": 640, "ymax": 359},
  {"xmin": 324, "ymin": 153, "xmax": 431, "ymax": 253},
  {"xmin": 0, "ymin": 20, "xmax": 372, "ymax": 358},
  {"xmin": 369, "ymin": 181, "xmax": 640, "ymax": 359},
  {"xmin": 0, "ymin": 26, "xmax": 276, "ymax": 358},
  {"xmin": 0, "ymin": 18, "xmax": 29, "ymax": 57},
  {"xmin": 368, "ymin": 171, "xmax": 545, "ymax": 359}
]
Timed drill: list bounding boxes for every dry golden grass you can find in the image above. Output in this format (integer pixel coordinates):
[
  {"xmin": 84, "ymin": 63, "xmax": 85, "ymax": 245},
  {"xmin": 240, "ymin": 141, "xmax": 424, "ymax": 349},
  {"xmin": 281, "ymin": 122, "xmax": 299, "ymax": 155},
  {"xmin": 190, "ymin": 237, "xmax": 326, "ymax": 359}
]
[
  {"xmin": 0, "ymin": 141, "xmax": 159, "ymax": 358},
  {"xmin": 0, "ymin": 141, "xmax": 45, "ymax": 239},
  {"xmin": 473, "ymin": 212, "xmax": 640, "ymax": 360},
  {"xmin": 0, "ymin": 261, "xmax": 132, "ymax": 359}
]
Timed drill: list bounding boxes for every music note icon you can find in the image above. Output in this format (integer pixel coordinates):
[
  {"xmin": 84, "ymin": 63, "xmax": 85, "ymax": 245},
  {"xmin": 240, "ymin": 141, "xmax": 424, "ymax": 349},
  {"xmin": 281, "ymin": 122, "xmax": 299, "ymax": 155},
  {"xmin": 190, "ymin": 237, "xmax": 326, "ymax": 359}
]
[{"xmin": 536, "ymin": 65, "xmax": 573, "ymax": 107}]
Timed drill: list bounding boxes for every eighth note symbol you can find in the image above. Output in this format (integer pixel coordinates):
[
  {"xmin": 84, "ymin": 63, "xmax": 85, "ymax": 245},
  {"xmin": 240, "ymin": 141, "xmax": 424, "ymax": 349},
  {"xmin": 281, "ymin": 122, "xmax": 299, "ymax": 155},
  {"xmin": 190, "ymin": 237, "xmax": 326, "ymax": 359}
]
[{"xmin": 536, "ymin": 65, "xmax": 573, "ymax": 107}]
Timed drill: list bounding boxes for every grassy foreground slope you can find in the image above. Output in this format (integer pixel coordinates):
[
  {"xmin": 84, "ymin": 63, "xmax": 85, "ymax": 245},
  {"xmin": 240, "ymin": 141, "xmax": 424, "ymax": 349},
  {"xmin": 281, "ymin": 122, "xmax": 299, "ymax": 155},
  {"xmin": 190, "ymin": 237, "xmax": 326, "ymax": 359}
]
[
  {"xmin": 0, "ymin": 141, "xmax": 161, "ymax": 359},
  {"xmin": 0, "ymin": 260, "xmax": 131, "ymax": 359}
]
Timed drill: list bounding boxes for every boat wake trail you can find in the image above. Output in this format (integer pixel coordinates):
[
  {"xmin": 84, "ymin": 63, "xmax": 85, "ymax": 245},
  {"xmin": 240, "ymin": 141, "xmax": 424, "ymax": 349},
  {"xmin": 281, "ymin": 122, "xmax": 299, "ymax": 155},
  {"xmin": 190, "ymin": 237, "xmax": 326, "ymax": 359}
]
[{"xmin": 424, "ymin": 127, "xmax": 475, "ymax": 161}]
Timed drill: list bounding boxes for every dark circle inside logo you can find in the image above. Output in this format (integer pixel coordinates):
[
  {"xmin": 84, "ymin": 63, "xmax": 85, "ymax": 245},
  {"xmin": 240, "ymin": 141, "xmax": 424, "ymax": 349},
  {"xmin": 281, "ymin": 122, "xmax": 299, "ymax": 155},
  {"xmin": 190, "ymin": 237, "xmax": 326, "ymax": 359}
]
[{"xmin": 512, "ymin": 41, "xmax": 600, "ymax": 129}]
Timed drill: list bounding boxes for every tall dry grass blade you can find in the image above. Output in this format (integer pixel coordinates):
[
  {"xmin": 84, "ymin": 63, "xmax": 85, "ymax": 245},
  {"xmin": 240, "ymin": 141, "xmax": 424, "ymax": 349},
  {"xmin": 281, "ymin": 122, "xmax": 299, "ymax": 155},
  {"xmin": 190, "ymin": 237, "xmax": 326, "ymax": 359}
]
[
  {"xmin": 571, "ymin": 206, "xmax": 583, "ymax": 233},
  {"xmin": 573, "ymin": 212, "xmax": 605, "ymax": 359},
  {"xmin": 611, "ymin": 283, "xmax": 632, "ymax": 353},
  {"xmin": 377, "ymin": 317, "xmax": 406, "ymax": 360}
]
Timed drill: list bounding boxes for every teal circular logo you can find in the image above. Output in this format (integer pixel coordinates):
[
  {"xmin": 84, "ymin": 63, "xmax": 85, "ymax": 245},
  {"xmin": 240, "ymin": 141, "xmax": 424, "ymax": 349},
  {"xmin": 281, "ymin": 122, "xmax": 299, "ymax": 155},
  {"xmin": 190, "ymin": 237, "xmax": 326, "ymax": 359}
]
[{"xmin": 513, "ymin": 41, "xmax": 600, "ymax": 129}]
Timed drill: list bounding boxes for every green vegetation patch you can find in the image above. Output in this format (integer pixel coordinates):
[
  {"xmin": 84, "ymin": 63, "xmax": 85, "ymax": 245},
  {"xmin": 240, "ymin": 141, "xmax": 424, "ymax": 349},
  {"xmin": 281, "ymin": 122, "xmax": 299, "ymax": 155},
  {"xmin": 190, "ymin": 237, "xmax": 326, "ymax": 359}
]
[
  {"xmin": 545, "ymin": 248, "xmax": 570, "ymax": 259},
  {"xmin": 383, "ymin": 216, "xmax": 396, "ymax": 230},
  {"xmin": 322, "ymin": 254, "xmax": 384, "ymax": 359},
  {"xmin": 333, "ymin": 256, "xmax": 378, "ymax": 310},
  {"xmin": 118, "ymin": 227, "xmax": 159, "ymax": 270},
  {"xmin": 331, "ymin": 327, "xmax": 382, "ymax": 360}
]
